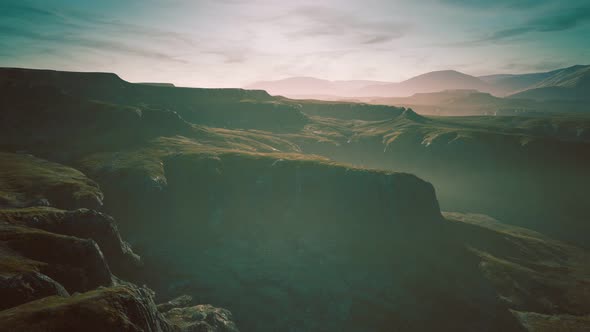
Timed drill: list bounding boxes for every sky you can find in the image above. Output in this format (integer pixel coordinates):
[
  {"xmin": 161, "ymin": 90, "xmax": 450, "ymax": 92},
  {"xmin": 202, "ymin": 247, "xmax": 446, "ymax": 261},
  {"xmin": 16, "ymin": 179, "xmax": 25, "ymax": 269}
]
[{"xmin": 0, "ymin": 0, "xmax": 589, "ymax": 87}]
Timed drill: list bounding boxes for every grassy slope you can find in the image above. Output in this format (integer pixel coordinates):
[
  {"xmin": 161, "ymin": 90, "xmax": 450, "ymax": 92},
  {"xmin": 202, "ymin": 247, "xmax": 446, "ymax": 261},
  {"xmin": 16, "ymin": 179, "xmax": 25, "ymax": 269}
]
[
  {"xmin": 445, "ymin": 212, "xmax": 590, "ymax": 331},
  {"xmin": 274, "ymin": 110, "xmax": 590, "ymax": 154},
  {"xmin": 280, "ymin": 112, "xmax": 590, "ymax": 246},
  {"xmin": 0, "ymin": 152, "xmax": 103, "ymax": 209}
]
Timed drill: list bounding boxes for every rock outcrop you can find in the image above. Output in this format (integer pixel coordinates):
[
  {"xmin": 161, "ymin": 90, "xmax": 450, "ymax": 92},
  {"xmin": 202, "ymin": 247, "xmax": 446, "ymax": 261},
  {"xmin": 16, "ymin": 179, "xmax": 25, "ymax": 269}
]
[
  {"xmin": 0, "ymin": 207, "xmax": 141, "ymax": 279},
  {"xmin": 157, "ymin": 295, "xmax": 239, "ymax": 332},
  {"xmin": 293, "ymin": 100, "xmax": 406, "ymax": 121},
  {"xmin": 0, "ymin": 150, "xmax": 239, "ymax": 331},
  {"xmin": 0, "ymin": 222, "xmax": 114, "ymax": 293},
  {"xmin": 157, "ymin": 294, "xmax": 193, "ymax": 313},
  {"xmin": 163, "ymin": 304, "xmax": 239, "ymax": 332},
  {"xmin": 0, "ymin": 285, "xmax": 174, "ymax": 332}
]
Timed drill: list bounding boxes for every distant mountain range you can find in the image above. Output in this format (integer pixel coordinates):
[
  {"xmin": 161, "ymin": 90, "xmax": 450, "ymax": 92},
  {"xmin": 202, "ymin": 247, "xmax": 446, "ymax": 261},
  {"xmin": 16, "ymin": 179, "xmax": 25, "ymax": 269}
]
[
  {"xmin": 246, "ymin": 65, "xmax": 590, "ymax": 102},
  {"xmin": 363, "ymin": 89, "xmax": 586, "ymax": 116},
  {"xmin": 507, "ymin": 65, "xmax": 590, "ymax": 101},
  {"xmin": 355, "ymin": 70, "xmax": 505, "ymax": 97}
]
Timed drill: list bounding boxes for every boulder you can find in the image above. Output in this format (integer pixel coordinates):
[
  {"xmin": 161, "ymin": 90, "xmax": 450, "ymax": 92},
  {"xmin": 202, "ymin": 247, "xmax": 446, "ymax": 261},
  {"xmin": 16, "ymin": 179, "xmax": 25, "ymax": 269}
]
[
  {"xmin": 158, "ymin": 294, "xmax": 193, "ymax": 313},
  {"xmin": 164, "ymin": 304, "xmax": 239, "ymax": 332}
]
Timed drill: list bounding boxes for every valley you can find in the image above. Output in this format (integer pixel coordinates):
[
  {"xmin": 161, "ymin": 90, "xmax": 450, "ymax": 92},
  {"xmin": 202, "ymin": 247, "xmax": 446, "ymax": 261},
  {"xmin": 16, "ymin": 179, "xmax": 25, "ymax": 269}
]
[{"xmin": 0, "ymin": 68, "xmax": 589, "ymax": 331}]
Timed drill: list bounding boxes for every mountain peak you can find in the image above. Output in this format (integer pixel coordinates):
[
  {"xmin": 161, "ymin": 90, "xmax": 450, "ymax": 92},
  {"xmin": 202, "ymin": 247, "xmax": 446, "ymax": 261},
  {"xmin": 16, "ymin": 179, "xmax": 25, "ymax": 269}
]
[
  {"xmin": 425, "ymin": 69, "xmax": 466, "ymax": 75},
  {"xmin": 406, "ymin": 70, "xmax": 479, "ymax": 82}
]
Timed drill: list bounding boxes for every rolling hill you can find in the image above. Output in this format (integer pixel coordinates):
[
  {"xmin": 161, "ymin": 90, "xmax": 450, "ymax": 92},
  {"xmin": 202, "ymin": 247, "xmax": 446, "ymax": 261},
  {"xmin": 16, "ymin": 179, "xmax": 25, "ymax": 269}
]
[{"xmin": 356, "ymin": 70, "xmax": 505, "ymax": 97}]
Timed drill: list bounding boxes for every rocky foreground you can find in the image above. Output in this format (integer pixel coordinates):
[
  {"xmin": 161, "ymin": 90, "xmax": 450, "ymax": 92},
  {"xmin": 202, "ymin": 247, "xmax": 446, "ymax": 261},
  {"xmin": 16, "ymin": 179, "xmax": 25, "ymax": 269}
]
[{"xmin": 0, "ymin": 152, "xmax": 239, "ymax": 332}]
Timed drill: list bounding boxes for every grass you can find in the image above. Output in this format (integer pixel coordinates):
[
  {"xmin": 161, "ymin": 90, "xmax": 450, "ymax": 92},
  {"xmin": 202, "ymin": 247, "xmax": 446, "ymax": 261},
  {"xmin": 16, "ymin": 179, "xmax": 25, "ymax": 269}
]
[
  {"xmin": 0, "ymin": 223, "xmax": 73, "ymax": 277},
  {"xmin": 76, "ymin": 131, "xmax": 407, "ymax": 187},
  {"xmin": 0, "ymin": 251, "xmax": 47, "ymax": 276},
  {"xmin": 444, "ymin": 212, "xmax": 590, "ymax": 316},
  {"xmin": 511, "ymin": 311, "xmax": 590, "ymax": 332},
  {"xmin": 0, "ymin": 207, "xmax": 65, "ymax": 222},
  {"xmin": 0, "ymin": 153, "xmax": 103, "ymax": 209},
  {"xmin": 0, "ymin": 285, "xmax": 130, "ymax": 310}
]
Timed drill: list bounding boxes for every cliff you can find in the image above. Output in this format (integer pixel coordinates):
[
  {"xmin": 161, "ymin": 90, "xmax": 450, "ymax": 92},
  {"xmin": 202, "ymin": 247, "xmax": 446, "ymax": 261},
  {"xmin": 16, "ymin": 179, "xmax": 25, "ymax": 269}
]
[
  {"xmin": 93, "ymin": 151, "xmax": 523, "ymax": 331},
  {"xmin": 0, "ymin": 68, "xmax": 307, "ymax": 131},
  {"xmin": 0, "ymin": 152, "xmax": 239, "ymax": 331},
  {"xmin": 288, "ymin": 112, "xmax": 590, "ymax": 247}
]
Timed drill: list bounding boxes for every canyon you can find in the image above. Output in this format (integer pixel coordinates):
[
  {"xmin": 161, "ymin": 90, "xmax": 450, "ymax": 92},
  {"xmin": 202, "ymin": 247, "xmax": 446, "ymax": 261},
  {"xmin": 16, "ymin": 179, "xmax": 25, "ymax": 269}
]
[{"xmin": 0, "ymin": 68, "xmax": 589, "ymax": 331}]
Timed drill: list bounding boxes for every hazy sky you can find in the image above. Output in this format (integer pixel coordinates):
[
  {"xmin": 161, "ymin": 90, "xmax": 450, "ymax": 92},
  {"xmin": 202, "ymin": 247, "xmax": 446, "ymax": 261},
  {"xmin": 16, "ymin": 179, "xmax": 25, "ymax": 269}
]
[{"xmin": 1, "ymin": 0, "xmax": 589, "ymax": 87}]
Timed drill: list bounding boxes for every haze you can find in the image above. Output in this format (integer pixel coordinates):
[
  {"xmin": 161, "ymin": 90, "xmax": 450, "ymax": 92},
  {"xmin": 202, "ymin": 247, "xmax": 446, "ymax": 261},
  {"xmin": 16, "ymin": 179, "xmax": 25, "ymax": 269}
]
[{"xmin": 1, "ymin": 0, "xmax": 589, "ymax": 87}]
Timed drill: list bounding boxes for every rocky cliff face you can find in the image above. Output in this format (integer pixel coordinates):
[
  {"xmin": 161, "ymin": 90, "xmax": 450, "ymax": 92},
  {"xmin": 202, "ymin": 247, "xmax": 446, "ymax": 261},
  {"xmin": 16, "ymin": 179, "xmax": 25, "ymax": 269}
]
[
  {"xmin": 0, "ymin": 207, "xmax": 141, "ymax": 279},
  {"xmin": 290, "ymin": 113, "xmax": 590, "ymax": 248},
  {"xmin": 291, "ymin": 99, "xmax": 406, "ymax": 121},
  {"xmin": 93, "ymin": 151, "xmax": 524, "ymax": 331}
]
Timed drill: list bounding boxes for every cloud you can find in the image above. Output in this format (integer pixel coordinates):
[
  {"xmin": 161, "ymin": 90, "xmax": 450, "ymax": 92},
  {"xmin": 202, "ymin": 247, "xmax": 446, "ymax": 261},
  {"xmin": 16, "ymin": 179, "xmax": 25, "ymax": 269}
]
[
  {"xmin": 0, "ymin": 2, "xmax": 56, "ymax": 19},
  {"xmin": 1, "ymin": 0, "xmax": 587, "ymax": 86},
  {"xmin": 0, "ymin": 1, "xmax": 196, "ymax": 63},
  {"xmin": 500, "ymin": 59, "xmax": 571, "ymax": 72},
  {"xmin": 440, "ymin": 5, "xmax": 590, "ymax": 47},
  {"xmin": 484, "ymin": 7, "xmax": 590, "ymax": 42},
  {"xmin": 362, "ymin": 35, "xmax": 398, "ymax": 44},
  {"xmin": 0, "ymin": 1, "xmax": 269, "ymax": 67},
  {"xmin": 201, "ymin": 49, "xmax": 250, "ymax": 64},
  {"xmin": 532, "ymin": 7, "xmax": 590, "ymax": 31},
  {"xmin": 439, "ymin": 0, "xmax": 560, "ymax": 9},
  {"xmin": 280, "ymin": 6, "xmax": 408, "ymax": 45},
  {"xmin": 0, "ymin": 24, "xmax": 188, "ymax": 63}
]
